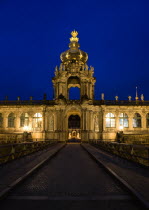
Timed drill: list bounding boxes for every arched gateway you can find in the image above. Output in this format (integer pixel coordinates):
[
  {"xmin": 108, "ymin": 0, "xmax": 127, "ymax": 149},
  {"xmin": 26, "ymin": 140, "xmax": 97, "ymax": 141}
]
[
  {"xmin": 52, "ymin": 30, "xmax": 96, "ymax": 141},
  {"xmin": 68, "ymin": 115, "xmax": 81, "ymax": 139}
]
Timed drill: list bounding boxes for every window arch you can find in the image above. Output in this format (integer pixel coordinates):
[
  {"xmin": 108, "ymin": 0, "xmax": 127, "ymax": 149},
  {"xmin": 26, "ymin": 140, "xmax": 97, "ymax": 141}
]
[
  {"xmin": 119, "ymin": 113, "xmax": 128, "ymax": 128},
  {"xmin": 133, "ymin": 113, "xmax": 141, "ymax": 128},
  {"xmin": 33, "ymin": 113, "xmax": 42, "ymax": 128},
  {"xmin": 8, "ymin": 113, "xmax": 15, "ymax": 128},
  {"xmin": 146, "ymin": 113, "xmax": 149, "ymax": 128},
  {"xmin": 0, "ymin": 113, "xmax": 3, "ymax": 127},
  {"xmin": 106, "ymin": 113, "xmax": 115, "ymax": 127},
  {"xmin": 20, "ymin": 113, "xmax": 29, "ymax": 127}
]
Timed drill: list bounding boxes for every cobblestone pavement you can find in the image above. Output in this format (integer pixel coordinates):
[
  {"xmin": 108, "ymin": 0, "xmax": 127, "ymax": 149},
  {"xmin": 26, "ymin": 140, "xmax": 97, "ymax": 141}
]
[
  {"xmin": 82, "ymin": 143, "xmax": 149, "ymax": 202},
  {"xmin": 0, "ymin": 144, "xmax": 142, "ymax": 210},
  {"xmin": 0, "ymin": 143, "xmax": 64, "ymax": 193}
]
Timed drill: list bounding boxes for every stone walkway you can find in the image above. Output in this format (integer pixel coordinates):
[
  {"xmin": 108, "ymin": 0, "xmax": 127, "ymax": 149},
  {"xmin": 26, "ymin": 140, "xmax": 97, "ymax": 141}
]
[
  {"xmin": 1, "ymin": 144, "xmax": 141, "ymax": 210},
  {"xmin": 0, "ymin": 143, "xmax": 64, "ymax": 193},
  {"xmin": 82, "ymin": 143, "xmax": 149, "ymax": 202}
]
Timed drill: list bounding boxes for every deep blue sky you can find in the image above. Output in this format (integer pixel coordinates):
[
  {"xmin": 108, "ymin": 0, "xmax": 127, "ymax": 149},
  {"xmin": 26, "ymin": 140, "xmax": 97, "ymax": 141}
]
[{"xmin": 0, "ymin": 0, "xmax": 149, "ymax": 100}]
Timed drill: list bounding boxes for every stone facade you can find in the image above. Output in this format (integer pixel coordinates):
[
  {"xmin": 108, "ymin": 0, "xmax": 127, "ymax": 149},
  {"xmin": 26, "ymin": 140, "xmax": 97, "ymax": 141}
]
[{"xmin": 0, "ymin": 31, "xmax": 149, "ymax": 143}]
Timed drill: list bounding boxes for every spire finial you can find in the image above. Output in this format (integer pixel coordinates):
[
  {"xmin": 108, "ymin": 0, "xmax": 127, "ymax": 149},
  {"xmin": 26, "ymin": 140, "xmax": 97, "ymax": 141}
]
[
  {"xmin": 135, "ymin": 86, "xmax": 139, "ymax": 100},
  {"xmin": 70, "ymin": 30, "xmax": 79, "ymax": 42}
]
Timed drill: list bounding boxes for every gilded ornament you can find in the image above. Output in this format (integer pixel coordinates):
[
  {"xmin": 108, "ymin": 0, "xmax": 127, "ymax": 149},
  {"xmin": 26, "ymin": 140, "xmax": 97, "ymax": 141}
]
[{"xmin": 70, "ymin": 30, "xmax": 79, "ymax": 42}]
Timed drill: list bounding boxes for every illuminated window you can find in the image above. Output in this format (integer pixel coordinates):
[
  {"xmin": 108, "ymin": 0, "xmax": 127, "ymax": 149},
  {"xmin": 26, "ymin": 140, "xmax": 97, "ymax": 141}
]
[
  {"xmin": 119, "ymin": 113, "xmax": 128, "ymax": 128},
  {"xmin": 146, "ymin": 113, "xmax": 149, "ymax": 128},
  {"xmin": 133, "ymin": 113, "xmax": 141, "ymax": 128},
  {"xmin": 20, "ymin": 113, "xmax": 29, "ymax": 127},
  {"xmin": 0, "ymin": 113, "xmax": 3, "ymax": 127},
  {"xmin": 33, "ymin": 113, "xmax": 42, "ymax": 128},
  {"xmin": 106, "ymin": 113, "xmax": 115, "ymax": 127},
  {"xmin": 8, "ymin": 113, "xmax": 15, "ymax": 128}
]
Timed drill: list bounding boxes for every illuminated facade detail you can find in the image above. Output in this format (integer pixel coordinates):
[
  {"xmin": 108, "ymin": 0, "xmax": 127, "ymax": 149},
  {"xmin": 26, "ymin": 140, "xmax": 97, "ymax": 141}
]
[
  {"xmin": 8, "ymin": 113, "xmax": 15, "ymax": 128},
  {"xmin": 0, "ymin": 31, "xmax": 149, "ymax": 142},
  {"xmin": 33, "ymin": 113, "xmax": 42, "ymax": 130},
  {"xmin": 133, "ymin": 113, "xmax": 141, "ymax": 128},
  {"xmin": 20, "ymin": 113, "xmax": 29, "ymax": 127},
  {"xmin": 106, "ymin": 113, "xmax": 116, "ymax": 128},
  {"xmin": 49, "ymin": 115, "xmax": 54, "ymax": 131},
  {"xmin": 119, "ymin": 113, "xmax": 128, "ymax": 128},
  {"xmin": 146, "ymin": 113, "xmax": 149, "ymax": 128},
  {"xmin": 0, "ymin": 114, "xmax": 3, "ymax": 127},
  {"xmin": 94, "ymin": 115, "xmax": 99, "ymax": 131}
]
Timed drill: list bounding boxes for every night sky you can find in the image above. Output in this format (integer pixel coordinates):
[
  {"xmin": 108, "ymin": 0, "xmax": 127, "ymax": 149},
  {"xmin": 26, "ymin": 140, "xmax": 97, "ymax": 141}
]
[{"xmin": 0, "ymin": 0, "xmax": 149, "ymax": 100}]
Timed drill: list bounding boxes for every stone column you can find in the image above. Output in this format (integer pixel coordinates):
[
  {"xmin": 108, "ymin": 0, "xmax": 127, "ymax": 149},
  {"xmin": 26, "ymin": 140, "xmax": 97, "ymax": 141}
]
[
  {"xmin": 91, "ymin": 112, "xmax": 94, "ymax": 130},
  {"xmin": 142, "ymin": 113, "xmax": 146, "ymax": 129},
  {"xmin": 86, "ymin": 111, "xmax": 89, "ymax": 131},
  {"xmin": 29, "ymin": 116, "xmax": 32, "ymax": 132},
  {"xmin": 102, "ymin": 110, "xmax": 106, "ymax": 131},
  {"xmin": 3, "ymin": 112, "xmax": 7, "ymax": 129},
  {"xmin": 15, "ymin": 112, "xmax": 20, "ymax": 131},
  {"xmin": 82, "ymin": 110, "xmax": 84, "ymax": 130},
  {"xmin": 84, "ymin": 110, "xmax": 86, "ymax": 130},
  {"xmin": 115, "ymin": 112, "xmax": 119, "ymax": 131},
  {"xmin": 129, "ymin": 113, "xmax": 133, "ymax": 130},
  {"xmin": 42, "ymin": 109, "xmax": 46, "ymax": 132}
]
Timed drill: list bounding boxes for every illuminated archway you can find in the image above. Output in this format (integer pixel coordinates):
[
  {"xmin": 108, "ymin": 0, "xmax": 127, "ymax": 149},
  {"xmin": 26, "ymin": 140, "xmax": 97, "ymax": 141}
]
[
  {"xmin": 69, "ymin": 87, "xmax": 80, "ymax": 100},
  {"xmin": 68, "ymin": 114, "xmax": 81, "ymax": 139},
  {"xmin": 68, "ymin": 115, "xmax": 80, "ymax": 129},
  {"xmin": 68, "ymin": 76, "xmax": 80, "ymax": 100}
]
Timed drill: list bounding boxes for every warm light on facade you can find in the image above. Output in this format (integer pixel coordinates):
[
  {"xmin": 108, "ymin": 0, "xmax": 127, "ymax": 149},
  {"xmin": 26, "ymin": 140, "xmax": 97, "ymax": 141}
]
[
  {"xmin": 119, "ymin": 125, "xmax": 124, "ymax": 131},
  {"xmin": 23, "ymin": 125, "xmax": 29, "ymax": 131}
]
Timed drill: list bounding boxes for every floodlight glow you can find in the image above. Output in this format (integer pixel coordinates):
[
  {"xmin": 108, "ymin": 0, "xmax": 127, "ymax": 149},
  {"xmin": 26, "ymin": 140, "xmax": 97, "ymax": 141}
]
[
  {"xmin": 23, "ymin": 125, "xmax": 29, "ymax": 131},
  {"xmin": 119, "ymin": 125, "xmax": 123, "ymax": 131}
]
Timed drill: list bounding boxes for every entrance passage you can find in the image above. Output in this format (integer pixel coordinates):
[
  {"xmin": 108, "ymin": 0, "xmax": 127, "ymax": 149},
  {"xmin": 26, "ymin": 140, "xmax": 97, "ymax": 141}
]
[
  {"xmin": 68, "ymin": 115, "xmax": 81, "ymax": 140},
  {"xmin": 68, "ymin": 115, "xmax": 80, "ymax": 129}
]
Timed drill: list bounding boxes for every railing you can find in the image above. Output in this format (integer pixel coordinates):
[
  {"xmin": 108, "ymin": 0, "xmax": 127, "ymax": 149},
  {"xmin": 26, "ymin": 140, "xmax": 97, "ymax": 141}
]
[
  {"xmin": 1, "ymin": 99, "xmax": 149, "ymax": 106},
  {"xmin": 89, "ymin": 140, "xmax": 149, "ymax": 167},
  {"xmin": 0, "ymin": 100, "xmax": 55, "ymax": 105},
  {"xmin": 0, "ymin": 140, "xmax": 57, "ymax": 164},
  {"xmin": 93, "ymin": 100, "xmax": 149, "ymax": 106}
]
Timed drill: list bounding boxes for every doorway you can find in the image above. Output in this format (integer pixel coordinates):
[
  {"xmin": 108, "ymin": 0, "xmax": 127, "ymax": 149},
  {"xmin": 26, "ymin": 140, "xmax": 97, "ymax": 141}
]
[{"xmin": 68, "ymin": 115, "xmax": 81, "ymax": 140}]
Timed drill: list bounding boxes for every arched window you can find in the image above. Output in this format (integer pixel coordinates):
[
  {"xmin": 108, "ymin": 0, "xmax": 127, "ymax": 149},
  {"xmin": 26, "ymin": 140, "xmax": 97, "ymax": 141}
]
[
  {"xmin": 146, "ymin": 113, "xmax": 149, "ymax": 128},
  {"xmin": 20, "ymin": 113, "xmax": 29, "ymax": 127},
  {"xmin": 33, "ymin": 113, "xmax": 42, "ymax": 128},
  {"xmin": 106, "ymin": 113, "xmax": 115, "ymax": 127},
  {"xmin": 69, "ymin": 87, "xmax": 80, "ymax": 100},
  {"xmin": 133, "ymin": 113, "xmax": 141, "ymax": 128},
  {"xmin": 119, "ymin": 113, "xmax": 128, "ymax": 128},
  {"xmin": 0, "ymin": 113, "xmax": 3, "ymax": 127},
  {"xmin": 68, "ymin": 76, "xmax": 80, "ymax": 100},
  {"xmin": 8, "ymin": 113, "xmax": 15, "ymax": 128}
]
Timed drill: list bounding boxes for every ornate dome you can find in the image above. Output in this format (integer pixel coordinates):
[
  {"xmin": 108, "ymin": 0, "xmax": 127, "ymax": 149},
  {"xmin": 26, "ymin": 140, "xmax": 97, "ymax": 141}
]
[{"xmin": 60, "ymin": 31, "xmax": 88, "ymax": 65}]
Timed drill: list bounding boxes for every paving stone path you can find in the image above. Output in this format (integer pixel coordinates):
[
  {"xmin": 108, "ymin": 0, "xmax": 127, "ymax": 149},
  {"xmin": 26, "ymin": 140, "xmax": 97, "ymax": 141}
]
[
  {"xmin": 0, "ymin": 143, "xmax": 64, "ymax": 193},
  {"xmin": 0, "ymin": 144, "xmax": 142, "ymax": 210},
  {"xmin": 82, "ymin": 143, "xmax": 149, "ymax": 202}
]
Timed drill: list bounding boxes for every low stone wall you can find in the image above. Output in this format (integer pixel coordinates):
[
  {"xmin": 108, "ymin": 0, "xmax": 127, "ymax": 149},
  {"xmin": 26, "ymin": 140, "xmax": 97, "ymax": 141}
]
[
  {"xmin": 122, "ymin": 134, "xmax": 149, "ymax": 144},
  {"xmin": 0, "ymin": 140, "xmax": 57, "ymax": 164},
  {"xmin": 89, "ymin": 140, "xmax": 149, "ymax": 167}
]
